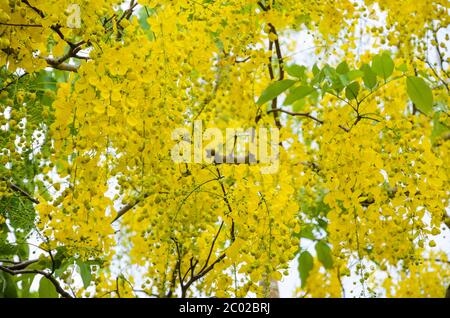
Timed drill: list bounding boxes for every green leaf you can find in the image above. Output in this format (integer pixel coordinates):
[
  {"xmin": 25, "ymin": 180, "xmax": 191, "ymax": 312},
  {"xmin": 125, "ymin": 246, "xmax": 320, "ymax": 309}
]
[
  {"xmin": 396, "ymin": 63, "xmax": 408, "ymax": 73},
  {"xmin": 336, "ymin": 61, "xmax": 350, "ymax": 75},
  {"xmin": 323, "ymin": 65, "xmax": 344, "ymax": 93},
  {"xmin": 317, "ymin": 218, "xmax": 328, "ymax": 230},
  {"xmin": 286, "ymin": 64, "xmax": 306, "ymax": 79},
  {"xmin": 315, "ymin": 241, "xmax": 333, "ymax": 269},
  {"xmin": 361, "ymin": 64, "xmax": 377, "ymax": 90},
  {"xmin": 256, "ymin": 80, "xmax": 296, "ymax": 105},
  {"xmin": 0, "ymin": 196, "xmax": 36, "ymax": 233},
  {"xmin": 311, "ymin": 65, "xmax": 325, "ymax": 85},
  {"xmin": 298, "ymin": 224, "xmax": 316, "ymax": 240},
  {"xmin": 406, "ymin": 76, "xmax": 433, "ymax": 115},
  {"xmin": 54, "ymin": 257, "xmax": 73, "ymax": 277},
  {"xmin": 431, "ymin": 112, "xmax": 449, "ymax": 141},
  {"xmin": 17, "ymin": 275, "xmax": 33, "ymax": 298},
  {"xmin": 347, "ymin": 70, "xmax": 364, "ymax": 81},
  {"xmin": 0, "ymin": 272, "xmax": 18, "ymax": 298},
  {"xmin": 38, "ymin": 277, "xmax": 58, "ymax": 298},
  {"xmin": 283, "ymin": 86, "xmax": 315, "ymax": 105},
  {"xmin": 345, "ymin": 81, "xmax": 360, "ymax": 100},
  {"xmin": 371, "ymin": 52, "xmax": 394, "ymax": 80},
  {"xmin": 77, "ymin": 260, "xmax": 92, "ymax": 288},
  {"xmin": 323, "ymin": 65, "xmax": 338, "ymax": 79},
  {"xmin": 312, "ymin": 64, "xmax": 320, "ymax": 76},
  {"xmin": 36, "ymin": 180, "xmax": 52, "ymax": 202},
  {"xmin": 298, "ymin": 251, "xmax": 314, "ymax": 288},
  {"xmin": 292, "ymin": 99, "xmax": 306, "ymax": 112}
]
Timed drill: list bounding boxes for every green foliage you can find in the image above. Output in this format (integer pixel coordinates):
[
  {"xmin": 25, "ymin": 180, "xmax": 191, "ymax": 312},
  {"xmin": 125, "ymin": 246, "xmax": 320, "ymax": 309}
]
[
  {"xmin": 298, "ymin": 251, "xmax": 313, "ymax": 288},
  {"xmin": 38, "ymin": 277, "xmax": 58, "ymax": 298},
  {"xmin": 284, "ymin": 86, "xmax": 315, "ymax": 105},
  {"xmin": 361, "ymin": 64, "xmax": 377, "ymax": 90},
  {"xmin": 286, "ymin": 64, "xmax": 307, "ymax": 79},
  {"xmin": 77, "ymin": 260, "xmax": 92, "ymax": 288},
  {"xmin": 268, "ymin": 52, "xmax": 437, "ymax": 128},
  {"xmin": 0, "ymin": 272, "xmax": 18, "ymax": 298},
  {"xmin": 406, "ymin": 76, "xmax": 433, "ymax": 115},
  {"xmin": 256, "ymin": 79, "xmax": 296, "ymax": 105},
  {"xmin": 431, "ymin": 112, "xmax": 449, "ymax": 141},
  {"xmin": 15, "ymin": 275, "xmax": 36, "ymax": 298},
  {"xmin": 371, "ymin": 52, "xmax": 394, "ymax": 80},
  {"xmin": 315, "ymin": 241, "xmax": 333, "ymax": 269},
  {"xmin": 336, "ymin": 61, "xmax": 350, "ymax": 75},
  {"xmin": 0, "ymin": 196, "xmax": 36, "ymax": 233},
  {"xmin": 345, "ymin": 81, "xmax": 360, "ymax": 100}
]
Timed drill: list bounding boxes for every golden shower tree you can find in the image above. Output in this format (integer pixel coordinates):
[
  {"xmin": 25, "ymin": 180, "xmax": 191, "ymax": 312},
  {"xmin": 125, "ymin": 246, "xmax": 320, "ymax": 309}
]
[{"xmin": 0, "ymin": 0, "xmax": 449, "ymax": 298}]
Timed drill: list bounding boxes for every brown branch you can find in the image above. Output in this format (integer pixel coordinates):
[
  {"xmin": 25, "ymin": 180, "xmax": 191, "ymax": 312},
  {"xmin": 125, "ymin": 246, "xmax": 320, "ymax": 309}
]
[
  {"xmin": 111, "ymin": 201, "xmax": 139, "ymax": 224},
  {"xmin": 235, "ymin": 57, "xmax": 250, "ymax": 63},
  {"xmin": 269, "ymin": 24, "xmax": 284, "ymax": 80},
  {"xmin": 21, "ymin": 0, "xmax": 44, "ymax": 18},
  {"xmin": 43, "ymin": 57, "xmax": 80, "ymax": 72},
  {"xmin": 111, "ymin": 192, "xmax": 157, "ymax": 223},
  {"xmin": 175, "ymin": 169, "xmax": 235, "ymax": 297},
  {"xmin": 198, "ymin": 221, "xmax": 224, "ymax": 274},
  {"xmin": 5, "ymin": 180, "xmax": 40, "ymax": 204},
  {"xmin": 20, "ymin": 0, "xmax": 80, "ymax": 49},
  {"xmin": 181, "ymin": 252, "xmax": 227, "ymax": 297},
  {"xmin": 257, "ymin": 1, "xmax": 269, "ymax": 11},
  {"xmin": 433, "ymin": 30, "xmax": 447, "ymax": 76},
  {"xmin": 171, "ymin": 238, "xmax": 185, "ymax": 295},
  {"xmin": 166, "ymin": 260, "xmax": 180, "ymax": 298},
  {"xmin": 117, "ymin": 0, "xmax": 138, "ymax": 25},
  {"xmin": 0, "ymin": 22, "xmax": 42, "ymax": 27},
  {"xmin": 268, "ymin": 108, "xmax": 323, "ymax": 124},
  {"xmin": 267, "ymin": 108, "xmax": 366, "ymax": 133},
  {"xmin": 182, "ymin": 258, "xmax": 196, "ymax": 285},
  {"xmin": 258, "ymin": 2, "xmax": 285, "ymax": 129},
  {"xmin": 423, "ymin": 258, "xmax": 450, "ymax": 265},
  {"xmin": 0, "ymin": 72, "xmax": 29, "ymax": 93},
  {"xmin": 0, "ymin": 264, "xmax": 72, "ymax": 298},
  {"xmin": 115, "ymin": 276, "xmax": 121, "ymax": 298},
  {"xmin": 267, "ymin": 39, "xmax": 282, "ymax": 129},
  {"xmin": 1, "ymin": 46, "xmax": 82, "ymax": 72},
  {"xmin": 6, "ymin": 259, "xmax": 39, "ymax": 270},
  {"xmin": 336, "ymin": 268, "xmax": 346, "ymax": 298},
  {"xmin": 189, "ymin": 258, "xmax": 199, "ymax": 281},
  {"xmin": 418, "ymin": 57, "xmax": 449, "ymax": 92},
  {"xmin": 42, "ymin": 39, "xmax": 87, "ymax": 73}
]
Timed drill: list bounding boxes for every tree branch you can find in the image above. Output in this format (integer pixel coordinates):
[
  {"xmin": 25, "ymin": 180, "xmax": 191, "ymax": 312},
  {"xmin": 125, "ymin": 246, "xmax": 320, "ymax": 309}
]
[
  {"xmin": 43, "ymin": 57, "xmax": 80, "ymax": 72},
  {"xmin": 198, "ymin": 221, "xmax": 224, "ymax": 274},
  {"xmin": 268, "ymin": 108, "xmax": 353, "ymax": 132},
  {"xmin": 20, "ymin": 0, "xmax": 44, "ymax": 18},
  {"xmin": 267, "ymin": 108, "xmax": 323, "ymax": 124},
  {"xmin": 0, "ymin": 264, "xmax": 72, "ymax": 298},
  {"xmin": 0, "ymin": 22, "xmax": 42, "ymax": 27},
  {"xmin": 3, "ymin": 179, "xmax": 40, "ymax": 204},
  {"xmin": 0, "ymin": 72, "xmax": 29, "ymax": 93}
]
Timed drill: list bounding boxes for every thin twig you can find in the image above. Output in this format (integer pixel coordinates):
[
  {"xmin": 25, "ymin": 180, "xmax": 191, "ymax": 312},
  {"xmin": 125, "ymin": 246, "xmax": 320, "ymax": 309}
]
[
  {"xmin": 267, "ymin": 108, "xmax": 323, "ymax": 124},
  {"xmin": 0, "ymin": 72, "xmax": 29, "ymax": 93},
  {"xmin": 0, "ymin": 22, "xmax": 42, "ymax": 27},
  {"xmin": 5, "ymin": 180, "xmax": 40, "ymax": 204}
]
